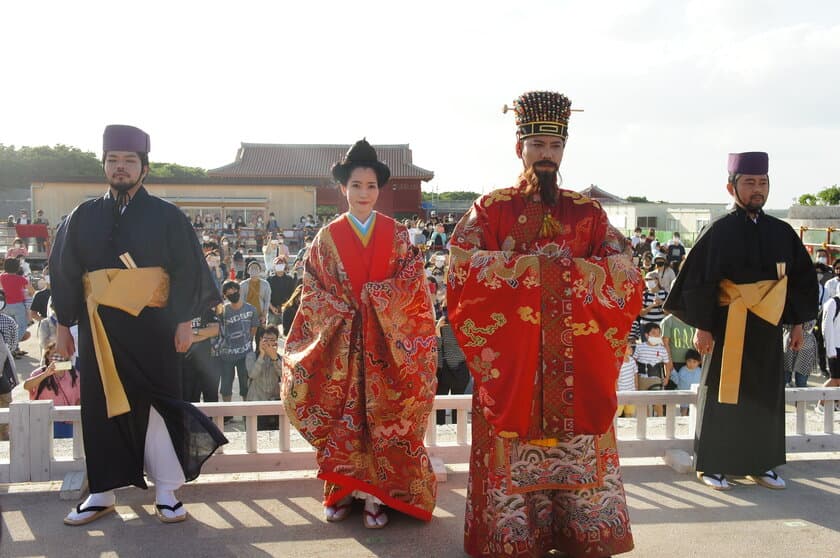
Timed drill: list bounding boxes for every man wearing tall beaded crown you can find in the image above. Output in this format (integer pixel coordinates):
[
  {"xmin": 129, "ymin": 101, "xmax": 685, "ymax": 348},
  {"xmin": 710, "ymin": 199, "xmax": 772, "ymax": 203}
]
[{"xmin": 447, "ymin": 91, "xmax": 642, "ymax": 557}]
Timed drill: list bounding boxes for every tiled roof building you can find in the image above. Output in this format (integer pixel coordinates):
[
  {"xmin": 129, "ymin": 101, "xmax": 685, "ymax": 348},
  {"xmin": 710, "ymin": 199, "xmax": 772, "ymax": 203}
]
[
  {"xmin": 210, "ymin": 143, "xmax": 434, "ymax": 180},
  {"xmin": 210, "ymin": 143, "xmax": 434, "ymax": 218}
]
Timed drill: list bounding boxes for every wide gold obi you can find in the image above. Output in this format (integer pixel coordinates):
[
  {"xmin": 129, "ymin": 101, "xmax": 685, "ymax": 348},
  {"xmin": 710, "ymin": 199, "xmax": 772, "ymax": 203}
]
[
  {"xmin": 83, "ymin": 268, "xmax": 170, "ymax": 418},
  {"xmin": 717, "ymin": 277, "xmax": 787, "ymax": 404}
]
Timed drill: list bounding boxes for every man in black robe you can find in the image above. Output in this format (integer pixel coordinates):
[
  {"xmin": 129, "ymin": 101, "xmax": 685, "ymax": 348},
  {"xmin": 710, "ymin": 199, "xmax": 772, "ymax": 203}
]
[
  {"xmin": 665, "ymin": 151, "xmax": 817, "ymax": 491},
  {"xmin": 51, "ymin": 125, "xmax": 227, "ymax": 525}
]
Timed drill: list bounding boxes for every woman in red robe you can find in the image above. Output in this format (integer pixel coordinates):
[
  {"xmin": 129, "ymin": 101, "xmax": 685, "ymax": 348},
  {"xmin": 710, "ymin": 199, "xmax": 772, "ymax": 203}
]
[{"xmin": 282, "ymin": 139, "xmax": 438, "ymax": 529}]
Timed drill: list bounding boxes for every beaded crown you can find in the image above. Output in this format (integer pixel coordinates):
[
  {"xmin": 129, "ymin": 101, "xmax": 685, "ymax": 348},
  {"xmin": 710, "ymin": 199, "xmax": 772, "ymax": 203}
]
[{"xmin": 510, "ymin": 91, "xmax": 572, "ymax": 140}]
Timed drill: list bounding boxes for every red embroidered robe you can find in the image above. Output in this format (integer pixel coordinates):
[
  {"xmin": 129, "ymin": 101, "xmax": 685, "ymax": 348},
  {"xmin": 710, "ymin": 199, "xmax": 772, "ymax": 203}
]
[
  {"xmin": 282, "ymin": 212, "xmax": 438, "ymax": 520},
  {"xmin": 447, "ymin": 184, "xmax": 642, "ymax": 557}
]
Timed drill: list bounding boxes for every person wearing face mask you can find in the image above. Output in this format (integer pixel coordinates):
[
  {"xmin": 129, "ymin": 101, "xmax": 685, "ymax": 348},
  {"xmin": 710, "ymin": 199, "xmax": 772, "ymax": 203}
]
[
  {"xmin": 49, "ymin": 125, "xmax": 226, "ymax": 526},
  {"xmin": 654, "ymin": 255, "xmax": 676, "ymax": 292},
  {"xmin": 262, "ymin": 233, "xmax": 290, "ymax": 271},
  {"xmin": 633, "ymin": 322, "xmax": 670, "ymax": 416},
  {"xmin": 217, "ymin": 280, "xmax": 259, "ymax": 406},
  {"xmin": 638, "ymin": 271, "xmax": 668, "ymax": 331},
  {"xmin": 239, "ymin": 262, "xmax": 271, "ymax": 326},
  {"xmin": 266, "ymin": 256, "xmax": 297, "ymax": 327},
  {"xmin": 814, "ymin": 248, "xmax": 832, "ymax": 282}
]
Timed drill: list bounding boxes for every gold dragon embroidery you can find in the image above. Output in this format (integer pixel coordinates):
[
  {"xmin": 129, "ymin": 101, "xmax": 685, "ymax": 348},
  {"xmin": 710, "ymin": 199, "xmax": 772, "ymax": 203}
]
[
  {"xmin": 477, "ymin": 254, "xmax": 540, "ymax": 284},
  {"xmin": 458, "ymin": 313, "xmax": 507, "ymax": 347}
]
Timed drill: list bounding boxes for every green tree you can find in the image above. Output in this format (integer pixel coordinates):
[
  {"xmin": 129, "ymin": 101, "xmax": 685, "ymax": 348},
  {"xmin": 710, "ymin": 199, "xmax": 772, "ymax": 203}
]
[
  {"xmin": 816, "ymin": 185, "xmax": 840, "ymax": 205},
  {"xmin": 148, "ymin": 162, "xmax": 207, "ymax": 179},
  {"xmin": 798, "ymin": 193, "xmax": 818, "ymax": 206},
  {"xmin": 422, "ymin": 190, "xmax": 480, "ymax": 202},
  {"xmin": 439, "ymin": 190, "xmax": 480, "ymax": 201},
  {"xmin": 625, "ymin": 195, "xmax": 651, "ymax": 203},
  {"xmin": 797, "ymin": 185, "xmax": 840, "ymax": 205},
  {"xmin": 0, "ymin": 144, "xmax": 207, "ymax": 188},
  {"xmin": 0, "ymin": 144, "xmax": 102, "ymax": 189}
]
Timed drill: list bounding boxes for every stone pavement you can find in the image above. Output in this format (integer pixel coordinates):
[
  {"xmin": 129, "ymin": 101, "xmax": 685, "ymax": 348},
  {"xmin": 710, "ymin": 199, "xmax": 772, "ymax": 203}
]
[{"xmin": 2, "ymin": 455, "xmax": 839, "ymax": 558}]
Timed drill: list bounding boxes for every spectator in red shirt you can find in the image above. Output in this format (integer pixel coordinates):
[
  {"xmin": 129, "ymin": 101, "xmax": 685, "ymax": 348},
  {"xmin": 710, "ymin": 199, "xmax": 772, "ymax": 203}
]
[{"xmin": 0, "ymin": 258, "xmax": 34, "ymax": 346}]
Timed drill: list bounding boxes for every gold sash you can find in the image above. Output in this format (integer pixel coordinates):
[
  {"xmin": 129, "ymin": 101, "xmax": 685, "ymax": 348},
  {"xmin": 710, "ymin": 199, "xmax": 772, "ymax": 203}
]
[
  {"xmin": 717, "ymin": 276, "xmax": 787, "ymax": 404},
  {"xmin": 83, "ymin": 268, "xmax": 170, "ymax": 418}
]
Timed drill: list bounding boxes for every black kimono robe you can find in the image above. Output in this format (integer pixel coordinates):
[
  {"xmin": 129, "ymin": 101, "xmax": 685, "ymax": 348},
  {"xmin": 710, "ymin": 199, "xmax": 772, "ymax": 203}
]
[
  {"xmin": 50, "ymin": 187, "xmax": 227, "ymax": 493},
  {"xmin": 664, "ymin": 205, "xmax": 817, "ymax": 475}
]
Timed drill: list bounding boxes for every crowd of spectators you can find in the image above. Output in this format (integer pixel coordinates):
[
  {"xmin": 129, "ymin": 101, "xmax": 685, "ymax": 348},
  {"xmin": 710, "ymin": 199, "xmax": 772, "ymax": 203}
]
[
  {"xmin": 618, "ymin": 228, "xmax": 697, "ymax": 416},
  {"xmin": 182, "ymin": 249, "xmax": 303, "ymax": 416},
  {"xmin": 619, "ymin": 225, "xmax": 840, "ymax": 418}
]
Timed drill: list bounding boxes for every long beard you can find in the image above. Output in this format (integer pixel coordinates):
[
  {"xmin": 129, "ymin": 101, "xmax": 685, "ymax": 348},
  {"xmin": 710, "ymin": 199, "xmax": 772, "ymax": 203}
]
[{"xmin": 520, "ymin": 165, "xmax": 559, "ymax": 206}]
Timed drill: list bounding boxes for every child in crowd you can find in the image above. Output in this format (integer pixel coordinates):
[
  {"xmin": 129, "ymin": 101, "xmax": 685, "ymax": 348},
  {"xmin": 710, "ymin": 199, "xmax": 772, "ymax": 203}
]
[
  {"xmin": 638, "ymin": 271, "xmax": 668, "ymax": 332},
  {"xmin": 616, "ymin": 338, "xmax": 638, "ymax": 418},
  {"xmin": 634, "ymin": 322, "xmax": 670, "ymax": 416},
  {"xmin": 670, "ymin": 349, "xmax": 703, "ymax": 416}
]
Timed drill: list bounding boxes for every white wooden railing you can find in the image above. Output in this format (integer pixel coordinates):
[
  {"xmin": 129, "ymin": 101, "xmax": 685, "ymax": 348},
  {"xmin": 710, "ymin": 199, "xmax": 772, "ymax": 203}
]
[{"xmin": 1, "ymin": 388, "xmax": 839, "ymax": 484}]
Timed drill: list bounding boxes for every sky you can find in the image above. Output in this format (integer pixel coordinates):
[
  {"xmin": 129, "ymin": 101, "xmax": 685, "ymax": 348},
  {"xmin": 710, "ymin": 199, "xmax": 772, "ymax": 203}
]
[{"xmin": 1, "ymin": 0, "xmax": 838, "ymax": 208}]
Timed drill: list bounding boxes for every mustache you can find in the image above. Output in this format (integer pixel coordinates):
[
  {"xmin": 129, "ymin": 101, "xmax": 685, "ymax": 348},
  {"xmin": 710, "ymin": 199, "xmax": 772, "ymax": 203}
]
[{"xmin": 532, "ymin": 160, "xmax": 559, "ymax": 172}]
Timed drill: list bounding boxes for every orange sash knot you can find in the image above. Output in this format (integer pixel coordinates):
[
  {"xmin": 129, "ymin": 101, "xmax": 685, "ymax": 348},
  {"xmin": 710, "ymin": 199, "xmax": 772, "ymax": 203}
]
[
  {"xmin": 83, "ymin": 268, "xmax": 169, "ymax": 417},
  {"xmin": 717, "ymin": 276, "xmax": 787, "ymax": 404}
]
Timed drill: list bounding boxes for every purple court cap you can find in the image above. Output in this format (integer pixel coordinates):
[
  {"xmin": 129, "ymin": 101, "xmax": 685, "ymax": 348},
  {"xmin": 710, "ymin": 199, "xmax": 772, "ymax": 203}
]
[
  {"xmin": 728, "ymin": 152, "xmax": 768, "ymax": 175},
  {"xmin": 103, "ymin": 125, "xmax": 150, "ymax": 154}
]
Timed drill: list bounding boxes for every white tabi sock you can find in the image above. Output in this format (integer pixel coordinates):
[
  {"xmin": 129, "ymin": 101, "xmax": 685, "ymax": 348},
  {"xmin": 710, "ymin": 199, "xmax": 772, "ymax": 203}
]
[
  {"xmin": 363, "ymin": 498, "xmax": 388, "ymax": 528},
  {"xmin": 144, "ymin": 406, "xmax": 187, "ymax": 519},
  {"xmin": 66, "ymin": 491, "xmax": 115, "ymax": 521}
]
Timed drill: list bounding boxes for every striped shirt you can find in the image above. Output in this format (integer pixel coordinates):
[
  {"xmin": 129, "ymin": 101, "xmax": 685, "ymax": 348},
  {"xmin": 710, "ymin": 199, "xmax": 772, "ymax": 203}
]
[
  {"xmin": 617, "ymin": 359, "xmax": 637, "ymax": 391},
  {"xmin": 633, "ymin": 343, "xmax": 669, "ymax": 366},
  {"xmin": 639, "ymin": 289, "xmax": 668, "ymax": 324}
]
